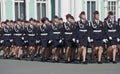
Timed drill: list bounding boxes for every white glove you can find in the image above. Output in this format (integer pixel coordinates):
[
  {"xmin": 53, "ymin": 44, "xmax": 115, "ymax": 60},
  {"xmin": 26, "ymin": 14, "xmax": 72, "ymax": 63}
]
[
  {"xmin": 48, "ymin": 40, "xmax": 52, "ymax": 44},
  {"xmin": 0, "ymin": 40, "xmax": 4, "ymax": 43},
  {"xmin": 117, "ymin": 38, "xmax": 120, "ymax": 42},
  {"xmin": 59, "ymin": 39, "xmax": 62, "ymax": 43},
  {"xmin": 88, "ymin": 37, "xmax": 91, "ymax": 42},
  {"xmin": 22, "ymin": 37, "xmax": 24, "ymax": 40},
  {"xmin": 10, "ymin": 39, "xmax": 13, "ymax": 42},
  {"xmin": 24, "ymin": 41, "xmax": 28, "ymax": 43},
  {"xmin": 76, "ymin": 40, "xmax": 79, "ymax": 43},
  {"xmin": 109, "ymin": 37, "xmax": 112, "ymax": 40},
  {"xmin": 36, "ymin": 40, "xmax": 40, "ymax": 43},
  {"xmin": 103, "ymin": 39, "xmax": 108, "ymax": 43},
  {"xmin": 90, "ymin": 39, "xmax": 93, "ymax": 42},
  {"xmin": 72, "ymin": 38, "xmax": 76, "ymax": 42},
  {"xmin": 88, "ymin": 37, "xmax": 93, "ymax": 42}
]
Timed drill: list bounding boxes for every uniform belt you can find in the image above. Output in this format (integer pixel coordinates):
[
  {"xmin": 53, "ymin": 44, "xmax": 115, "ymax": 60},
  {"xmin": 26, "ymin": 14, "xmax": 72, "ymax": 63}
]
[
  {"xmin": 108, "ymin": 29, "xmax": 116, "ymax": 32},
  {"xmin": 23, "ymin": 34, "xmax": 26, "ymax": 36},
  {"xmin": 28, "ymin": 34, "xmax": 35, "ymax": 36},
  {"xmin": 79, "ymin": 29, "xmax": 87, "ymax": 32},
  {"xmin": 4, "ymin": 34, "xmax": 11, "ymax": 36},
  {"xmin": 93, "ymin": 30, "xmax": 102, "ymax": 32},
  {"xmin": 65, "ymin": 32, "xmax": 73, "ymax": 35},
  {"xmin": 53, "ymin": 32, "xmax": 61, "ymax": 34},
  {"xmin": 14, "ymin": 34, "xmax": 22, "ymax": 36},
  {"xmin": 41, "ymin": 33, "xmax": 48, "ymax": 36},
  {"xmin": 24, "ymin": 41, "xmax": 28, "ymax": 43}
]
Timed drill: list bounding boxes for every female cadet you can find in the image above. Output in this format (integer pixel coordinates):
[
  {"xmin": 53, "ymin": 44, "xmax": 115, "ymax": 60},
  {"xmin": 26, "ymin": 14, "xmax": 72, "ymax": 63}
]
[
  {"xmin": 34, "ymin": 21, "xmax": 42, "ymax": 57},
  {"xmin": 117, "ymin": 19, "xmax": 120, "ymax": 57},
  {"xmin": 58, "ymin": 18, "xmax": 64, "ymax": 60},
  {"xmin": 40, "ymin": 17, "xmax": 51, "ymax": 62},
  {"xmin": 0, "ymin": 23, "xmax": 4, "ymax": 52},
  {"xmin": 2, "ymin": 21, "xmax": 13, "ymax": 59},
  {"xmin": 104, "ymin": 11, "xmax": 118, "ymax": 64},
  {"xmin": 76, "ymin": 11, "xmax": 90, "ymax": 64},
  {"xmin": 90, "ymin": 11, "xmax": 105, "ymax": 64},
  {"xmin": 51, "ymin": 16, "xmax": 63, "ymax": 62},
  {"xmin": 13, "ymin": 21, "xmax": 23, "ymax": 60},
  {"xmin": 64, "ymin": 14, "xmax": 76, "ymax": 63},
  {"xmin": 27, "ymin": 20, "xmax": 36, "ymax": 61}
]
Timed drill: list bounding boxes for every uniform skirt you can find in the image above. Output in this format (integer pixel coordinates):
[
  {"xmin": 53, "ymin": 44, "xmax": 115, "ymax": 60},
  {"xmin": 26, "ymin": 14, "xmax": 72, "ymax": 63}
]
[
  {"xmin": 78, "ymin": 38, "xmax": 88, "ymax": 47},
  {"xmin": 93, "ymin": 40, "xmax": 103, "ymax": 47},
  {"xmin": 13, "ymin": 35, "xmax": 23, "ymax": 46},
  {"xmin": 52, "ymin": 39, "xmax": 61, "ymax": 48},
  {"xmin": 41, "ymin": 39, "xmax": 48, "ymax": 48},
  {"xmin": 64, "ymin": 40, "xmax": 73, "ymax": 47},
  {"xmin": 3, "ymin": 35, "xmax": 12, "ymax": 47},
  {"xmin": 107, "ymin": 38, "xmax": 117, "ymax": 46},
  {"xmin": 28, "ymin": 36, "xmax": 36, "ymax": 46}
]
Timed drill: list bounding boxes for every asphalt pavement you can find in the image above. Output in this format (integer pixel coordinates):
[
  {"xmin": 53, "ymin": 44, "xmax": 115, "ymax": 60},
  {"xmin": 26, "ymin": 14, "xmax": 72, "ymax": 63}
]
[{"xmin": 0, "ymin": 58, "xmax": 120, "ymax": 74}]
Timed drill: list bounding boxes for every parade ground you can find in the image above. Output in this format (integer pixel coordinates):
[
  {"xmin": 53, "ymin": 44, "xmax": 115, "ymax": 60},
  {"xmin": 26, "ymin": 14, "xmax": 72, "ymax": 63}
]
[{"xmin": 0, "ymin": 58, "xmax": 120, "ymax": 74}]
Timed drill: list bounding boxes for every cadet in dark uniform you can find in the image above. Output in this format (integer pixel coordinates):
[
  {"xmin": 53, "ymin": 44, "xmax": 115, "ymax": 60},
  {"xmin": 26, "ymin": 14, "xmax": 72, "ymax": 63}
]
[
  {"xmin": 69, "ymin": 16, "xmax": 77, "ymax": 62},
  {"xmin": 64, "ymin": 14, "xmax": 76, "ymax": 63},
  {"xmin": 0, "ymin": 22, "xmax": 4, "ymax": 51},
  {"xmin": 90, "ymin": 11, "xmax": 105, "ymax": 64},
  {"xmin": 27, "ymin": 20, "xmax": 36, "ymax": 61},
  {"xmin": 104, "ymin": 11, "xmax": 118, "ymax": 64},
  {"xmin": 50, "ymin": 16, "xmax": 63, "ymax": 62},
  {"xmin": 40, "ymin": 17, "xmax": 51, "ymax": 62},
  {"xmin": 22, "ymin": 21, "xmax": 29, "ymax": 58},
  {"xmin": 34, "ymin": 21, "xmax": 41, "ymax": 57},
  {"xmin": 58, "ymin": 18, "xmax": 64, "ymax": 59},
  {"xmin": 8, "ymin": 21, "xmax": 15, "ymax": 58},
  {"xmin": 2, "ymin": 21, "xmax": 13, "ymax": 58},
  {"xmin": 117, "ymin": 18, "xmax": 120, "ymax": 57},
  {"xmin": 76, "ymin": 11, "xmax": 90, "ymax": 64},
  {"xmin": 13, "ymin": 21, "xmax": 23, "ymax": 60}
]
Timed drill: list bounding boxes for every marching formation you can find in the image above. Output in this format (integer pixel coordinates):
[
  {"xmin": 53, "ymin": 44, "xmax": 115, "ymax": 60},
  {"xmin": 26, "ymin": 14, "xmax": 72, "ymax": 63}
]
[{"xmin": 0, "ymin": 11, "xmax": 120, "ymax": 64}]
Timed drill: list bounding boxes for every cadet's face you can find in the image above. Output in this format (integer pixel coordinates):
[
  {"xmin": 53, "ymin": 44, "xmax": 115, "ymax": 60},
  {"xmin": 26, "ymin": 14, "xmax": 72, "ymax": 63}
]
[
  {"xmin": 1, "ymin": 24, "xmax": 3, "ymax": 27},
  {"xmin": 81, "ymin": 15, "xmax": 86, "ymax": 20},
  {"xmin": 45, "ymin": 20, "xmax": 49, "ymax": 25},
  {"xmin": 70, "ymin": 18, "xmax": 75, "ymax": 24},
  {"xmin": 54, "ymin": 18, "xmax": 59, "ymax": 23},
  {"xmin": 17, "ymin": 21, "xmax": 21, "ymax": 25},
  {"xmin": 59, "ymin": 20, "xmax": 63, "ymax": 24},
  {"xmin": 39, "ymin": 23, "xmax": 42, "ymax": 26},
  {"xmin": 21, "ymin": 22, "xmax": 24, "ymax": 25},
  {"xmin": 109, "ymin": 15, "xmax": 113, "ymax": 19},
  {"xmin": 67, "ymin": 18, "xmax": 71, "ymax": 22},
  {"xmin": 2, "ymin": 23, "xmax": 5, "ymax": 26},
  {"xmin": 7, "ymin": 22, "xmax": 9, "ymax": 25},
  {"xmin": 30, "ymin": 21, "xmax": 35, "ymax": 25},
  {"xmin": 95, "ymin": 14, "xmax": 99, "ymax": 20}
]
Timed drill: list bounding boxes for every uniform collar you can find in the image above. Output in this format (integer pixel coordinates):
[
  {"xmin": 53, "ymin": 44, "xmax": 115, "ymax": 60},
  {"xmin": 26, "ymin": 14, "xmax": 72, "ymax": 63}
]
[{"xmin": 95, "ymin": 19, "xmax": 99, "ymax": 24}]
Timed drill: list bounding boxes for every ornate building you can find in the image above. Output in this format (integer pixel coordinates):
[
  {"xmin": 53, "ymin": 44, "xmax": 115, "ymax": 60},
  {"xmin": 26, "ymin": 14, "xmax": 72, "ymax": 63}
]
[{"xmin": 0, "ymin": 0, "xmax": 120, "ymax": 22}]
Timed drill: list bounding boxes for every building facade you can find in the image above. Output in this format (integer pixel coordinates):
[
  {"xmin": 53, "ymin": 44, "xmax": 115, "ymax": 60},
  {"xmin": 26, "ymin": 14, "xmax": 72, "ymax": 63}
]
[{"xmin": 0, "ymin": 0, "xmax": 120, "ymax": 22}]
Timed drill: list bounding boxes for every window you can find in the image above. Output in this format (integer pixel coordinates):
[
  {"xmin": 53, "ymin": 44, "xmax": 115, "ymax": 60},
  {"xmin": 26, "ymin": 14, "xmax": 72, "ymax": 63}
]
[
  {"xmin": 0, "ymin": 2, "xmax": 1, "ymax": 22},
  {"xmin": 15, "ymin": 0, "xmax": 25, "ymax": 20},
  {"xmin": 36, "ymin": 0, "xmax": 47, "ymax": 20},
  {"xmin": 108, "ymin": 1, "xmax": 117, "ymax": 20},
  {"xmin": 87, "ymin": 1, "xmax": 96, "ymax": 20}
]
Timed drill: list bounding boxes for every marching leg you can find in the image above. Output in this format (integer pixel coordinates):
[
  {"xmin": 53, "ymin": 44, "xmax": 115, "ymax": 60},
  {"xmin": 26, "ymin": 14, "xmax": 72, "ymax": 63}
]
[
  {"xmin": 97, "ymin": 46, "xmax": 103, "ymax": 64},
  {"xmin": 82, "ymin": 46, "xmax": 87, "ymax": 64},
  {"xmin": 112, "ymin": 45, "xmax": 117, "ymax": 63}
]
